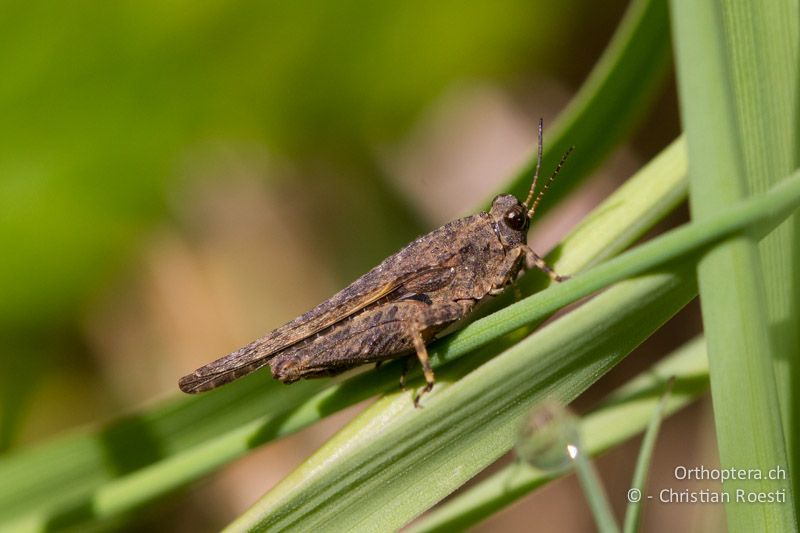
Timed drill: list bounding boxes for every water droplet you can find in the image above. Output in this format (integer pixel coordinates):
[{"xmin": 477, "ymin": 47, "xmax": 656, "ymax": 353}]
[{"xmin": 516, "ymin": 399, "xmax": 581, "ymax": 472}]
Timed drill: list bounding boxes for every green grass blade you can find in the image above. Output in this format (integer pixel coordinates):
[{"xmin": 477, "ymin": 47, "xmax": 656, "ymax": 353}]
[
  {"xmin": 409, "ymin": 337, "xmax": 708, "ymax": 533},
  {"xmin": 573, "ymin": 450, "xmax": 620, "ymax": 533},
  {"xmin": 670, "ymin": 0, "xmax": 797, "ymax": 530},
  {"xmin": 622, "ymin": 377, "xmax": 673, "ymax": 533},
  {"xmin": 717, "ymin": 0, "xmax": 800, "ymax": 505},
  {"xmin": 225, "ymin": 266, "xmax": 699, "ymax": 532},
  {"xmin": 500, "ymin": 0, "xmax": 672, "ymax": 216},
  {"xmin": 0, "ymin": 374, "xmax": 330, "ymax": 524}
]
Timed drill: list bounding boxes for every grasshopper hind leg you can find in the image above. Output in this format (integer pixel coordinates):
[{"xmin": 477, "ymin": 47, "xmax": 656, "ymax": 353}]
[
  {"xmin": 269, "ymin": 299, "xmax": 473, "ymax": 405},
  {"xmin": 409, "ymin": 324, "xmax": 434, "ymax": 408},
  {"xmin": 404, "ymin": 300, "xmax": 474, "ymax": 407}
]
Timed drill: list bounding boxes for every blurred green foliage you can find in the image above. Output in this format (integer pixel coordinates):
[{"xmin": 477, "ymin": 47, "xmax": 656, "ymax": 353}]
[
  {"xmin": 3, "ymin": 0, "xmax": 637, "ymax": 452},
  {"xmin": 0, "ymin": 0, "xmax": 573, "ymax": 332}
]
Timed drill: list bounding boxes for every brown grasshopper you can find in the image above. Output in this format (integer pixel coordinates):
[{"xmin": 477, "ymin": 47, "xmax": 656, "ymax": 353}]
[{"xmin": 179, "ymin": 120, "xmax": 571, "ymax": 406}]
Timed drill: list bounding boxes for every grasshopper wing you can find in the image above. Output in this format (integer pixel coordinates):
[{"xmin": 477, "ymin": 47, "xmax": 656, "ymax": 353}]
[
  {"xmin": 178, "ymin": 265, "xmax": 456, "ymax": 393},
  {"xmin": 178, "ymin": 214, "xmax": 487, "ymax": 393}
]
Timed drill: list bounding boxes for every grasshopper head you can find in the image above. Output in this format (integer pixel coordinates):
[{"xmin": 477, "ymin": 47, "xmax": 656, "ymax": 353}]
[
  {"xmin": 491, "ymin": 120, "xmax": 573, "ymax": 250},
  {"xmin": 489, "ymin": 194, "xmax": 529, "ymax": 248}
]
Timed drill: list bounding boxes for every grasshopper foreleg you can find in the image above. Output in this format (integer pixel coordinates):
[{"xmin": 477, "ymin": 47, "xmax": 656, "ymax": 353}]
[{"xmin": 523, "ymin": 246, "xmax": 569, "ymax": 283}]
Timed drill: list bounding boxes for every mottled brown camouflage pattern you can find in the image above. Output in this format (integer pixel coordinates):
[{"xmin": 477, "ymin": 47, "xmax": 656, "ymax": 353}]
[{"xmin": 179, "ymin": 193, "xmax": 557, "ymax": 399}]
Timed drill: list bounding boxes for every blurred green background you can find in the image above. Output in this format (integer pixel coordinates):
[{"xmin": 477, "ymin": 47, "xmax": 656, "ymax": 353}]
[{"xmin": 0, "ymin": 0, "xmax": 684, "ymax": 528}]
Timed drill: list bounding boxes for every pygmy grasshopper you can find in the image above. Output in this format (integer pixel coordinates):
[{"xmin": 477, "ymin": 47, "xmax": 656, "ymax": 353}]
[{"xmin": 179, "ymin": 120, "xmax": 571, "ymax": 406}]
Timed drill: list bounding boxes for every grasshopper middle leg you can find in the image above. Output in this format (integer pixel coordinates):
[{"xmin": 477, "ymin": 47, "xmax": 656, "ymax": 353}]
[{"xmin": 409, "ymin": 323, "xmax": 434, "ymax": 407}]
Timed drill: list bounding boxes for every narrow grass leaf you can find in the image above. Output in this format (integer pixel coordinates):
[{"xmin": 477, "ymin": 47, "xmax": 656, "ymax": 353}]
[
  {"xmin": 718, "ymin": 0, "xmax": 799, "ymax": 504},
  {"xmin": 622, "ymin": 376, "xmax": 674, "ymax": 533},
  {"xmin": 409, "ymin": 337, "xmax": 708, "ymax": 533},
  {"xmin": 226, "ymin": 266, "xmax": 699, "ymax": 532},
  {"xmin": 670, "ymin": 0, "xmax": 797, "ymax": 529},
  {"xmin": 501, "ymin": 0, "xmax": 672, "ymax": 216}
]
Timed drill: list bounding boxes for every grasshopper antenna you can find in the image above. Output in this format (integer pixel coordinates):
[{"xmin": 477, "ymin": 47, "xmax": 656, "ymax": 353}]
[
  {"xmin": 528, "ymin": 145, "xmax": 574, "ymax": 219},
  {"xmin": 523, "ymin": 118, "xmax": 544, "ymax": 210}
]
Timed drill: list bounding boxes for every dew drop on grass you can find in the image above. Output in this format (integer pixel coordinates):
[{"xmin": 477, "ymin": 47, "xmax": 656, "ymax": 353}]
[{"xmin": 515, "ymin": 399, "xmax": 581, "ymax": 472}]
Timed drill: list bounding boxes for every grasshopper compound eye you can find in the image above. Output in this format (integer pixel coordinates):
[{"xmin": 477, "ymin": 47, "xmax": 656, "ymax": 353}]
[{"xmin": 503, "ymin": 206, "xmax": 529, "ymax": 231}]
